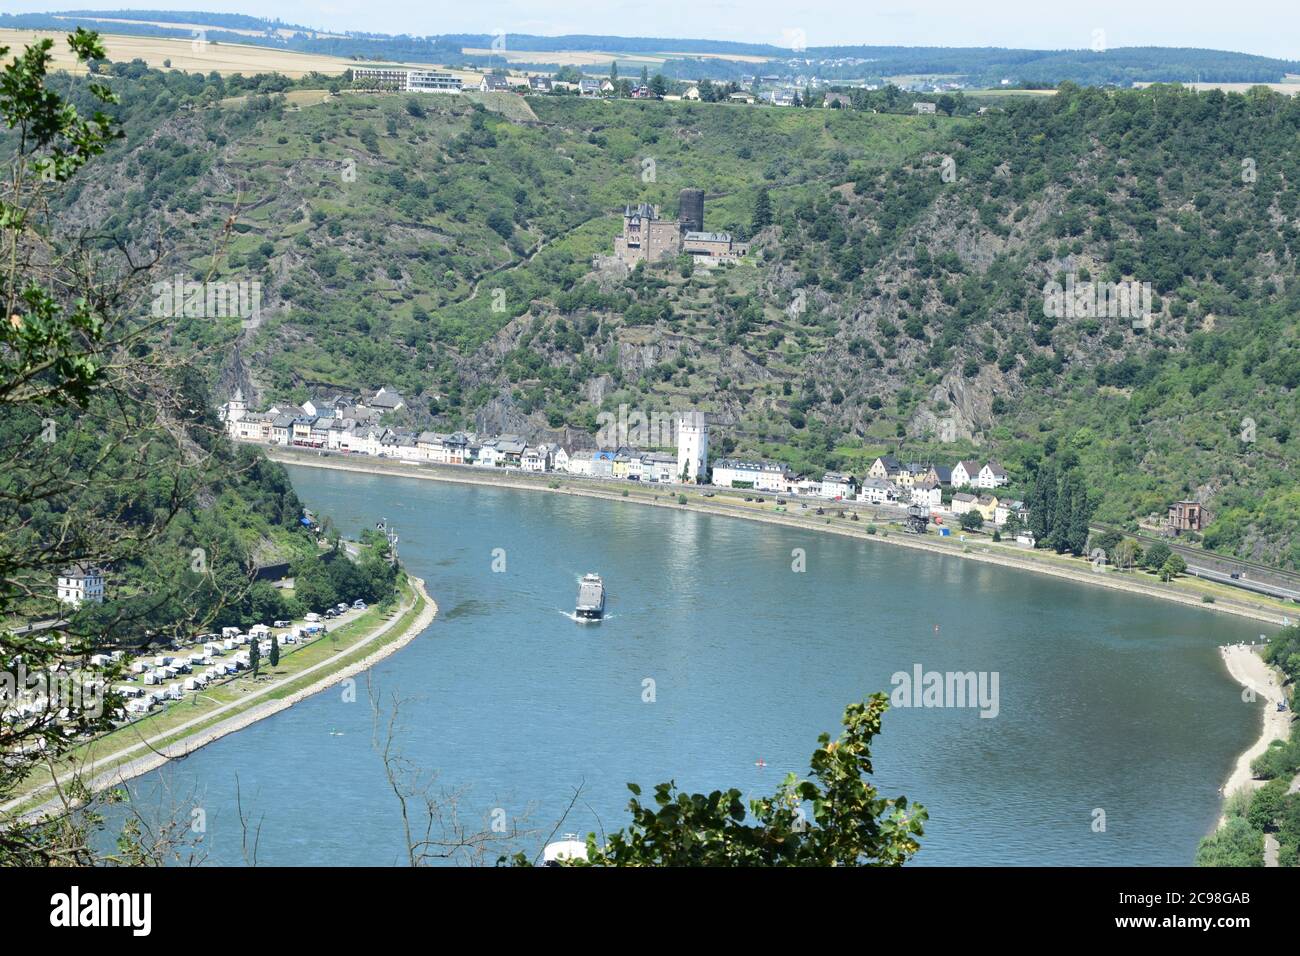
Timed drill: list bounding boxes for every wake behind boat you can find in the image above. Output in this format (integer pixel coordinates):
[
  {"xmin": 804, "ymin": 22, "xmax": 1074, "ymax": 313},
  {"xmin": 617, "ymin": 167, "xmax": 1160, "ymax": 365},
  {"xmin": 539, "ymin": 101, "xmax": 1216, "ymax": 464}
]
[{"xmin": 575, "ymin": 573, "xmax": 606, "ymax": 622}]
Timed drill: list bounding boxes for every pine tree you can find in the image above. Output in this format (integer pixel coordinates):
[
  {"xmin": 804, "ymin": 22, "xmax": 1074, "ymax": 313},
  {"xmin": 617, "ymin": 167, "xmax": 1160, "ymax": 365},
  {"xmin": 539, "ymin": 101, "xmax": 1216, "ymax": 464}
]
[
  {"xmin": 250, "ymin": 637, "xmax": 261, "ymax": 679},
  {"xmin": 268, "ymin": 635, "xmax": 280, "ymax": 668},
  {"xmin": 1028, "ymin": 461, "xmax": 1057, "ymax": 545},
  {"xmin": 1066, "ymin": 477, "xmax": 1094, "ymax": 556},
  {"xmin": 1050, "ymin": 473, "xmax": 1074, "ymax": 553},
  {"xmin": 751, "ymin": 187, "xmax": 773, "ymax": 233}
]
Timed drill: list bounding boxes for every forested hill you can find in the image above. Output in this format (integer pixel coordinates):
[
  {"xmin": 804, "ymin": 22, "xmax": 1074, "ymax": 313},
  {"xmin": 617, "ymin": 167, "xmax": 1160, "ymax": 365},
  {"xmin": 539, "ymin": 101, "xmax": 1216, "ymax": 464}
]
[{"xmin": 41, "ymin": 64, "xmax": 1300, "ymax": 569}]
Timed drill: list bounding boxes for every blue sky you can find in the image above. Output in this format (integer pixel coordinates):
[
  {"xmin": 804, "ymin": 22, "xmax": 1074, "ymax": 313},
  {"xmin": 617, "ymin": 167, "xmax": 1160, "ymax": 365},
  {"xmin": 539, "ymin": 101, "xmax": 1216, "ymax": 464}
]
[{"xmin": 4, "ymin": 1, "xmax": 1298, "ymax": 59}]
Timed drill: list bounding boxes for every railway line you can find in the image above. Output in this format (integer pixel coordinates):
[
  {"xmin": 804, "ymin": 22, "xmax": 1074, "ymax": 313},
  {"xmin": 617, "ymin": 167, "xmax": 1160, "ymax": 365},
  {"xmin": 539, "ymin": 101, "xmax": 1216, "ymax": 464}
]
[{"xmin": 1091, "ymin": 522, "xmax": 1300, "ymax": 604}]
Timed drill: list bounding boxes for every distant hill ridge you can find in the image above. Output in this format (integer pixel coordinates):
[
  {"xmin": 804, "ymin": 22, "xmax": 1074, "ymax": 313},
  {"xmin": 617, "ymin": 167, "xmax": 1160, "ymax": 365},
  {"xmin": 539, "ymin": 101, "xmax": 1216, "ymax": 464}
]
[{"xmin": 5, "ymin": 11, "xmax": 1298, "ymax": 86}]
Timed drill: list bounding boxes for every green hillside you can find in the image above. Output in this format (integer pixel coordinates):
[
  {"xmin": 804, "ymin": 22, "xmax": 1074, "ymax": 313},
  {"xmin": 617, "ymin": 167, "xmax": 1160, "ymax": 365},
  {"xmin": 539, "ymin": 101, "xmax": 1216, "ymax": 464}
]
[{"xmin": 46, "ymin": 64, "xmax": 1300, "ymax": 569}]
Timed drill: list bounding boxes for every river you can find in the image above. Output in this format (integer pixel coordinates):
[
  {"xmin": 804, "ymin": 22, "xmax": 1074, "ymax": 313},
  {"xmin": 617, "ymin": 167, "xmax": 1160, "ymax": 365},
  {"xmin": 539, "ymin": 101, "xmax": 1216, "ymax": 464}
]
[{"xmin": 120, "ymin": 465, "xmax": 1265, "ymax": 865}]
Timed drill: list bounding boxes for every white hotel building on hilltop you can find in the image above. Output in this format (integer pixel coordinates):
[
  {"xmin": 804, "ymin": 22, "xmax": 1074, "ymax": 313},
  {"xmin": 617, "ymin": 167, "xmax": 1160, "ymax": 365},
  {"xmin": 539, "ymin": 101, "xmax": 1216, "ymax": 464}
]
[{"xmin": 351, "ymin": 68, "xmax": 463, "ymax": 93}]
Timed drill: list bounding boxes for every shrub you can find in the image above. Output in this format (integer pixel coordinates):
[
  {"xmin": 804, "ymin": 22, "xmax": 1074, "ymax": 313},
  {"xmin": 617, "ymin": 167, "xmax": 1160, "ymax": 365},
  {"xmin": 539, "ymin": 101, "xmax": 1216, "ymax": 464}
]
[{"xmin": 1195, "ymin": 817, "xmax": 1264, "ymax": 867}]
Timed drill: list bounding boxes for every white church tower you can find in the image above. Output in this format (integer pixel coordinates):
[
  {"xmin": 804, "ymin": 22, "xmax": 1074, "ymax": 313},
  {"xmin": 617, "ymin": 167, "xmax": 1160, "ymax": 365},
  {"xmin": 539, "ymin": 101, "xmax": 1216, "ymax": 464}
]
[
  {"xmin": 676, "ymin": 411, "xmax": 709, "ymax": 483},
  {"xmin": 219, "ymin": 387, "xmax": 246, "ymax": 424}
]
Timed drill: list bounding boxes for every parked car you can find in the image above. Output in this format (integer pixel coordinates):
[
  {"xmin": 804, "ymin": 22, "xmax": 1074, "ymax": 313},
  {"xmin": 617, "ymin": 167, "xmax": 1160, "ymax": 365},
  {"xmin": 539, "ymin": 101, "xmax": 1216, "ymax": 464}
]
[
  {"xmin": 324, "ymin": 609, "xmax": 337, "ymax": 619},
  {"xmin": 352, "ymin": 600, "xmax": 367, "ymax": 610},
  {"xmin": 273, "ymin": 620, "xmax": 291, "ymax": 627}
]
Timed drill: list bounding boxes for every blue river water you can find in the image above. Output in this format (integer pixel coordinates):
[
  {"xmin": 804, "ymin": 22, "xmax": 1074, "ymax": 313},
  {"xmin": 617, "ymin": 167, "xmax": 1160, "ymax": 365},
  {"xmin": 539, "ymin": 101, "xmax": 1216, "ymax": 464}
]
[{"xmin": 121, "ymin": 465, "xmax": 1267, "ymax": 865}]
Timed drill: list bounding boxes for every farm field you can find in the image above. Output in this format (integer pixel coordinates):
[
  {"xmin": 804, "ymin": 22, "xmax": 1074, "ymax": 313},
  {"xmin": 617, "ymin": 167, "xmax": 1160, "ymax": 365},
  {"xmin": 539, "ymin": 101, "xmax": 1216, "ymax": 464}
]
[{"xmin": 0, "ymin": 27, "xmax": 356, "ymax": 77}]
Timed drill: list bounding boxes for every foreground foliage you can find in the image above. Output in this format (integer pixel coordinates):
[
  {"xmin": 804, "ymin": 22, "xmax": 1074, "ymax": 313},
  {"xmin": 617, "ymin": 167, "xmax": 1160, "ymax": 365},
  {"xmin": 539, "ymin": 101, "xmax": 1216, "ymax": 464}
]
[{"xmin": 515, "ymin": 695, "xmax": 925, "ymax": 866}]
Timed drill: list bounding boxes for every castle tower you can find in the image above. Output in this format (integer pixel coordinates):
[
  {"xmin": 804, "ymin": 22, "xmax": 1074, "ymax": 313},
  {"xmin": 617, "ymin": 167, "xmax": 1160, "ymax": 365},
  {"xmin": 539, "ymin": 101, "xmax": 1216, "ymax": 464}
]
[
  {"xmin": 675, "ymin": 411, "xmax": 709, "ymax": 483},
  {"xmin": 679, "ymin": 188, "xmax": 704, "ymax": 233}
]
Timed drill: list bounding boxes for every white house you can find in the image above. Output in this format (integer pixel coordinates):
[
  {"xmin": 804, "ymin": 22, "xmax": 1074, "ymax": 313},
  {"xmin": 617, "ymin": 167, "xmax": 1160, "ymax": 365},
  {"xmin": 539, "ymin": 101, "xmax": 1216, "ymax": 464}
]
[
  {"xmin": 566, "ymin": 451, "xmax": 595, "ymax": 477},
  {"xmin": 394, "ymin": 434, "xmax": 421, "ymax": 461},
  {"xmin": 821, "ymin": 473, "xmax": 856, "ymax": 500},
  {"xmin": 521, "ymin": 447, "xmax": 546, "ymax": 472},
  {"xmin": 951, "ymin": 460, "xmax": 981, "ymax": 488},
  {"xmin": 977, "ymin": 462, "xmax": 1010, "ymax": 489},
  {"xmin": 857, "ymin": 477, "xmax": 898, "ymax": 505},
  {"xmin": 57, "ymin": 564, "xmax": 104, "ymax": 606},
  {"xmin": 551, "ymin": 446, "xmax": 570, "ymax": 473},
  {"xmin": 910, "ymin": 479, "xmax": 942, "ymax": 510}
]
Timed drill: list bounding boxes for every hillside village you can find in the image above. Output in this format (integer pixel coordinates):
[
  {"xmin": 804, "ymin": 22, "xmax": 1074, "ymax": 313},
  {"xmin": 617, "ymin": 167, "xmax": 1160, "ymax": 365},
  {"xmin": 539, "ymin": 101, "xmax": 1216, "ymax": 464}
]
[{"xmin": 347, "ymin": 64, "xmax": 943, "ymax": 111}]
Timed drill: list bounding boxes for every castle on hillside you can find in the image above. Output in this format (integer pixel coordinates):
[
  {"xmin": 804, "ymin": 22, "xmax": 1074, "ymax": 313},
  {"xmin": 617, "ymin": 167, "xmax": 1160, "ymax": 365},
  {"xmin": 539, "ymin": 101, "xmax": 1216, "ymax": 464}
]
[{"xmin": 612, "ymin": 189, "xmax": 748, "ymax": 266}]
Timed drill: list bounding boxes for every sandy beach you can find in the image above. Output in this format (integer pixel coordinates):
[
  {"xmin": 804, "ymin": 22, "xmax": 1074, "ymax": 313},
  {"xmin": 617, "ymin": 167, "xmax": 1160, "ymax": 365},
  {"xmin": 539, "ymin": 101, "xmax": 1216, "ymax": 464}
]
[{"xmin": 1218, "ymin": 642, "xmax": 1292, "ymax": 814}]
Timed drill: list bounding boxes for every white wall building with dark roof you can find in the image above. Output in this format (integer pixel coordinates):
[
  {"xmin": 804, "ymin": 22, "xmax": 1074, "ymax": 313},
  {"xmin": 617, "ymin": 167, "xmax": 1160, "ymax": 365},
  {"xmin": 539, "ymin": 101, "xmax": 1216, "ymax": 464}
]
[{"xmin": 58, "ymin": 565, "xmax": 104, "ymax": 606}]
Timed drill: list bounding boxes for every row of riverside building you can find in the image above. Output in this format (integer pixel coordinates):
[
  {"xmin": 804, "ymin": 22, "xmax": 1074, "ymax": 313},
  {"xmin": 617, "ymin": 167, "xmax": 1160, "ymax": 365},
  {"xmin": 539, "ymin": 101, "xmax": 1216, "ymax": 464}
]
[
  {"xmin": 219, "ymin": 390, "xmax": 713, "ymax": 484},
  {"xmin": 711, "ymin": 453, "xmax": 1029, "ymax": 529},
  {"xmin": 218, "ymin": 389, "xmax": 1028, "ymax": 529}
]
